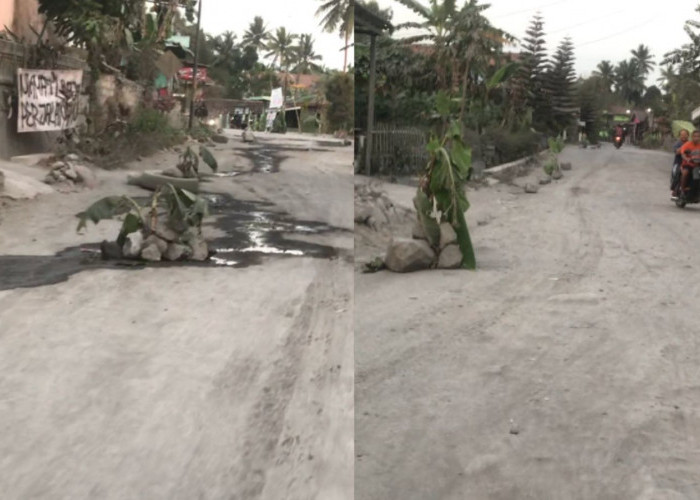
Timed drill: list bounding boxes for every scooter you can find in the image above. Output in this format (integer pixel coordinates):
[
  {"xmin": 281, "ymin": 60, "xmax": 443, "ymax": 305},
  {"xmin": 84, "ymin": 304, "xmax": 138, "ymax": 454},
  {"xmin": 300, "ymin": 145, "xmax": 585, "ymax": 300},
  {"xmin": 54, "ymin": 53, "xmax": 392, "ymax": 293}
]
[
  {"xmin": 674, "ymin": 160, "xmax": 700, "ymax": 208},
  {"xmin": 613, "ymin": 135, "xmax": 623, "ymax": 149}
]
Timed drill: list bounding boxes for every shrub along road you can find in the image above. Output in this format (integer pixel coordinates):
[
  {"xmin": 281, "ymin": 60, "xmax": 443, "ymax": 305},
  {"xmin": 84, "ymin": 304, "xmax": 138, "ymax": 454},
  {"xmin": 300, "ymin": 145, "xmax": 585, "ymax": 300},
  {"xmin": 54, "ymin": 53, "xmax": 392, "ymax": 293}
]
[
  {"xmin": 0, "ymin": 130, "xmax": 353, "ymax": 500},
  {"xmin": 355, "ymin": 144, "xmax": 700, "ymax": 499}
]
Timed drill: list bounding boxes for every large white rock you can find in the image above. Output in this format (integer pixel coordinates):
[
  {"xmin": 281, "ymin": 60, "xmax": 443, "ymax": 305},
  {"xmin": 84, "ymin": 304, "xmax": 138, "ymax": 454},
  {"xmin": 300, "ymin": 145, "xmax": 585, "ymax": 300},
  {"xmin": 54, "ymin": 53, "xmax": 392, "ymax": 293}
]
[
  {"xmin": 73, "ymin": 164, "xmax": 98, "ymax": 188},
  {"xmin": 242, "ymin": 130, "xmax": 256, "ymax": 143},
  {"xmin": 439, "ymin": 222, "xmax": 457, "ymax": 249},
  {"xmin": 122, "ymin": 231, "xmax": 144, "ymax": 258},
  {"xmin": 385, "ymin": 238, "xmax": 435, "ymax": 273},
  {"xmin": 438, "ymin": 244, "xmax": 463, "ymax": 269}
]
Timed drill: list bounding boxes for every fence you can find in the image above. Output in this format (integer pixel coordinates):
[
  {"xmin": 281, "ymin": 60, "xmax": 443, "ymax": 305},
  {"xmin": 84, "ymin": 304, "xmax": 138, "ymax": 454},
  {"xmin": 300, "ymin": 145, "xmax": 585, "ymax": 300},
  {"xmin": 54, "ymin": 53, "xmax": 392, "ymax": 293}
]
[{"xmin": 365, "ymin": 124, "xmax": 429, "ymax": 177}]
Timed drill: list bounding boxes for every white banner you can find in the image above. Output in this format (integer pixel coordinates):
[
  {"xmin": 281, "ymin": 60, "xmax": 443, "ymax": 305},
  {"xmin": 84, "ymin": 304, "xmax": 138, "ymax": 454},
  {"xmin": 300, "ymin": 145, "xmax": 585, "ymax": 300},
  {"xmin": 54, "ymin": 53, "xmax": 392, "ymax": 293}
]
[
  {"xmin": 270, "ymin": 87, "xmax": 283, "ymax": 109},
  {"xmin": 17, "ymin": 68, "xmax": 83, "ymax": 133}
]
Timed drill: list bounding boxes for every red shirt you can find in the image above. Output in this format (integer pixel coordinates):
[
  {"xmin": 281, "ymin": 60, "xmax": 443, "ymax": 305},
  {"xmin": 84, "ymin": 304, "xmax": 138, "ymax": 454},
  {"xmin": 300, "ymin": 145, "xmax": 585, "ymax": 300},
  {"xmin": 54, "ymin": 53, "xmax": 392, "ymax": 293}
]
[{"xmin": 680, "ymin": 141, "xmax": 700, "ymax": 167}]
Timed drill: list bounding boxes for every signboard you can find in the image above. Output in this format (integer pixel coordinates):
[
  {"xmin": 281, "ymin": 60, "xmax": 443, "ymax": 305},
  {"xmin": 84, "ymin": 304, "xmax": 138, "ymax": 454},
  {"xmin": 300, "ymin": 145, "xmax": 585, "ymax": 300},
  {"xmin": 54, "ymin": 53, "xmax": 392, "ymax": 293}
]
[
  {"xmin": 270, "ymin": 87, "xmax": 283, "ymax": 109},
  {"xmin": 177, "ymin": 67, "xmax": 207, "ymax": 82},
  {"xmin": 17, "ymin": 68, "xmax": 83, "ymax": 133}
]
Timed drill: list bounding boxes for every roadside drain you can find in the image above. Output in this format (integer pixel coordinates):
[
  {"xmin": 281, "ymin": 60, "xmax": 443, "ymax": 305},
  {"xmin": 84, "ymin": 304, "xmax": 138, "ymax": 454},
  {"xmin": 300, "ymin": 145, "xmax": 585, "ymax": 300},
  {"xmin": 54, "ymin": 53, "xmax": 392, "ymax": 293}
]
[{"xmin": 0, "ymin": 193, "xmax": 349, "ymax": 290}]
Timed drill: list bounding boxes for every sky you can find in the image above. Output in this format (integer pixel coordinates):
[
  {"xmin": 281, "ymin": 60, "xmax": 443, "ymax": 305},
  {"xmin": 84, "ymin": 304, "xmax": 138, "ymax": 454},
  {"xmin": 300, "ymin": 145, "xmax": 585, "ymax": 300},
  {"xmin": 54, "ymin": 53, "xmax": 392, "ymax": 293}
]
[
  {"xmin": 196, "ymin": 0, "xmax": 353, "ymax": 70},
  {"xmin": 373, "ymin": 0, "xmax": 699, "ymax": 85}
]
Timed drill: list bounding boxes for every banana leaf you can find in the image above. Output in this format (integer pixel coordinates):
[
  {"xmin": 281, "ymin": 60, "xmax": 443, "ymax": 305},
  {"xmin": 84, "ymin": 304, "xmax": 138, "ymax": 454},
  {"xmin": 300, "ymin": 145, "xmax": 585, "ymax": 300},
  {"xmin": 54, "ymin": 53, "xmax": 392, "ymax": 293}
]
[
  {"xmin": 76, "ymin": 195, "xmax": 141, "ymax": 232},
  {"xmin": 199, "ymin": 146, "xmax": 218, "ymax": 172}
]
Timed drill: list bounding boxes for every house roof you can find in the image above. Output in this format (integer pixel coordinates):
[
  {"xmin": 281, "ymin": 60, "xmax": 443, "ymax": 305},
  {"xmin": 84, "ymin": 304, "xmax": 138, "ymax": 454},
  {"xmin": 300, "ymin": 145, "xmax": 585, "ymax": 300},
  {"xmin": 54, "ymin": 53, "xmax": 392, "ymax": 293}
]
[{"xmin": 278, "ymin": 73, "xmax": 322, "ymax": 89}]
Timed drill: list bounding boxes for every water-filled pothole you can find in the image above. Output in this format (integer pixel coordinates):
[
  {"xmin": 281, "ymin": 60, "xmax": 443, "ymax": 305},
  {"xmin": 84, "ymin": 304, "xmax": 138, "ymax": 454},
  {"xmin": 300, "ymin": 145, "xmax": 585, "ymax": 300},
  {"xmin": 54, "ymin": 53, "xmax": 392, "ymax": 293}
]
[{"xmin": 0, "ymin": 193, "xmax": 349, "ymax": 290}]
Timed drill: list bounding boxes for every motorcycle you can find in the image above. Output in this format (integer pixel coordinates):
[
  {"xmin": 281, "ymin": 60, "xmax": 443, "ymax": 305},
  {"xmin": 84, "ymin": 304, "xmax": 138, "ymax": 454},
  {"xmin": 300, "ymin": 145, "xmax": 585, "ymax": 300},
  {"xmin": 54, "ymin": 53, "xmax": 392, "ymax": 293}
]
[
  {"xmin": 613, "ymin": 134, "xmax": 623, "ymax": 149},
  {"xmin": 674, "ymin": 159, "xmax": 700, "ymax": 208}
]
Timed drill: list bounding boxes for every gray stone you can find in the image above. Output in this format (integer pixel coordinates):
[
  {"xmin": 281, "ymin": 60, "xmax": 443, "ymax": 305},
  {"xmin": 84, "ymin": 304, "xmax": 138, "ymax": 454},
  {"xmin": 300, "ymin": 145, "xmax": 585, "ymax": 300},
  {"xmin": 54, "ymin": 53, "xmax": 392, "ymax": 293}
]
[
  {"xmin": 65, "ymin": 153, "xmax": 79, "ymax": 162},
  {"xmin": 439, "ymin": 222, "xmax": 457, "ymax": 249},
  {"xmin": 539, "ymin": 176, "xmax": 552, "ymax": 185},
  {"xmin": 122, "ymin": 231, "xmax": 144, "ymax": 258},
  {"xmin": 385, "ymin": 238, "xmax": 435, "ymax": 273},
  {"xmin": 50, "ymin": 161, "xmax": 66, "ymax": 170},
  {"xmin": 153, "ymin": 221, "xmax": 179, "ymax": 242},
  {"xmin": 54, "ymin": 172, "xmax": 67, "ymax": 183},
  {"xmin": 560, "ymin": 162, "xmax": 572, "ymax": 171},
  {"xmin": 43, "ymin": 173, "xmax": 57, "ymax": 185},
  {"xmin": 73, "ymin": 164, "xmax": 98, "ymax": 188},
  {"xmin": 63, "ymin": 164, "xmax": 78, "ymax": 181},
  {"xmin": 525, "ymin": 183, "xmax": 539, "ymax": 194},
  {"xmin": 438, "ymin": 244, "xmax": 463, "ymax": 269},
  {"xmin": 354, "ymin": 204, "xmax": 372, "ymax": 224},
  {"xmin": 161, "ymin": 167, "xmax": 184, "ymax": 178},
  {"xmin": 485, "ymin": 177, "xmax": 500, "ymax": 187},
  {"xmin": 100, "ymin": 240, "xmax": 123, "ymax": 260},
  {"xmin": 164, "ymin": 242, "xmax": 191, "ymax": 261},
  {"xmin": 144, "ymin": 234, "xmax": 168, "ymax": 254},
  {"xmin": 412, "ymin": 219, "xmax": 427, "ymax": 240},
  {"xmin": 211, "ymin": 134, "xmax": 229, "ymax": 144},
  {"xmin": 242, "ymin": 130, "xmax": 256, "ymax": 143},
  {"xmin": 141, "ymin": 243, "xmax": 162, "ymax": 261},
  {"xmin": 184, "ymin": 230, "xmax": 209, "ymax": 261},
  {"xmin": 552, "ymin": 169, "xmax": 563, "ymax": 180}
]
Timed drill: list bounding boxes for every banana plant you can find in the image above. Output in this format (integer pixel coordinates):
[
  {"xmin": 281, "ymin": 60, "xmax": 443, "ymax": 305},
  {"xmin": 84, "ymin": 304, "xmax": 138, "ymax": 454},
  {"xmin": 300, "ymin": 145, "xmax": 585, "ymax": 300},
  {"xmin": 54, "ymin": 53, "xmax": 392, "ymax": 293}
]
[
  {"xmin": 415, "ymin": 91, "xmax": 476, "ymax": 269},
  {"xmin": 76, "ymin": 184, "xmax": 209, "ymax": 246}
]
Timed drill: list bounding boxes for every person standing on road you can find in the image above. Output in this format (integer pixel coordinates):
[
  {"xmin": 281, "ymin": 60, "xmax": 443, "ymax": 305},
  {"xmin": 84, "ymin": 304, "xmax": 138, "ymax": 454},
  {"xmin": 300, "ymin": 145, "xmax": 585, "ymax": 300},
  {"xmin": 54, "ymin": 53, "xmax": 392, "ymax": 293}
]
[
  {"xmin": 671, "ymin": 129, "xmax": 690, "ymax": 198},
  {"xmin": 677, "ymin": 130, "xmax": 700, "ymax": 198}
]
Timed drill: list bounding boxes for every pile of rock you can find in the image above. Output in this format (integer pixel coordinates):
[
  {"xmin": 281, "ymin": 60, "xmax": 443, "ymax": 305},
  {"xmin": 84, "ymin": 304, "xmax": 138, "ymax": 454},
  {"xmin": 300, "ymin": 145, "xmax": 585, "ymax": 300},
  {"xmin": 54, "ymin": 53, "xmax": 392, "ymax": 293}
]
[
  {"xmin": 354, "ymin": 182, "xmax": 407, "ymax": 230},
  {"xmin": 43, "ymin": 154, "xmax": 97, "ymax": 189},
  {"xmin": 385, "ymin": 220, "xmax": 463, "ymax": 272},
  {"xmin": 102, "ymin": 220, "xmax": 209, "ymax": 262}
]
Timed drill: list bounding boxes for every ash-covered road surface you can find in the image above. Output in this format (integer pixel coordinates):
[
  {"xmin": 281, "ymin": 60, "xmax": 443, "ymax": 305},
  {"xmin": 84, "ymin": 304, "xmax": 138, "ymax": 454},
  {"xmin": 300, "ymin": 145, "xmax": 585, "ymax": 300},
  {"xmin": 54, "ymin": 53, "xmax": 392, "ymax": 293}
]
[
  {"xmin": 0, "ymin": 130, "xmax": 353, "ymax": 500},
  {"xmin": 356, "ymin": 144, "xmax": 700, "ymax": 499}
]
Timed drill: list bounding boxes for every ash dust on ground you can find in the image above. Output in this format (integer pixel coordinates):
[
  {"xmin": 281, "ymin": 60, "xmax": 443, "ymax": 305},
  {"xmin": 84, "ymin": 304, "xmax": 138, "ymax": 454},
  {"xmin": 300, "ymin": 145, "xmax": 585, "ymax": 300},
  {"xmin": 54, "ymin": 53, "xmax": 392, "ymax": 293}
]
[
  {"xmin": 356, "ymin": 144, "xmax": 700, "ymax": 500},
  {"xmin": 0, "ymin": 129, "xmax": 354, "ymax": 500}
]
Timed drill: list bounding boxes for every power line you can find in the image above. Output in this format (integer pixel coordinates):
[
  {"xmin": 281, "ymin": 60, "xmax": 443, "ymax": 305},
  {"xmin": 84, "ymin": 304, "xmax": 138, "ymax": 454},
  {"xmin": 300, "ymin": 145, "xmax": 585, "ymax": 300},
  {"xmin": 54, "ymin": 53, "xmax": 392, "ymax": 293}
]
[
  {"xmin": 578, "ymin": 13, "xmax": 661, "ymax": 47},
  {"xmin": 549, "ymin": 8, "xmax": 627, "ymax": 35},
  {"xmin": 492, "ymin": 0, "xmax": 568, "ymax": 20}
]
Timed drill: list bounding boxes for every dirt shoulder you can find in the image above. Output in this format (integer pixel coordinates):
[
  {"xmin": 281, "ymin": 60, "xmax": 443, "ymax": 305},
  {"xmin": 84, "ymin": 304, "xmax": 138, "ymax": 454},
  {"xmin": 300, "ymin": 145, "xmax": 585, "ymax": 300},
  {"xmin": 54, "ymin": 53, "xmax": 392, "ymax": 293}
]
[{"xmin": 355, "ymin": 145, "xmax": 700, "ymax": 499}]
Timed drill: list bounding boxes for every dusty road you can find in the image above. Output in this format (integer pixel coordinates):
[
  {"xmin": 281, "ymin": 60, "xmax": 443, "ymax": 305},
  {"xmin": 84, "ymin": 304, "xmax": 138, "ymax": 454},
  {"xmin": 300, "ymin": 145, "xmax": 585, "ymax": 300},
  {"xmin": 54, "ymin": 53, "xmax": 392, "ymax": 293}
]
[
  {"xmin": 0, "ymin": 130, "xmax": 353, "ymax": 499},
  {"xmin": 356, "ymin": 144, "xmax": 700, "ymax": 499}
]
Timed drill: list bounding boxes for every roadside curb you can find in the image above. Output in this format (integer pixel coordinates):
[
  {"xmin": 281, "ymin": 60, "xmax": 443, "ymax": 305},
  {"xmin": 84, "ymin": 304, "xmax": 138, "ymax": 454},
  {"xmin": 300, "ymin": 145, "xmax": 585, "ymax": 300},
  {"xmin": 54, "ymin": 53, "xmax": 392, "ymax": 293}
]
[{"xmin": 484, "ymin": 150, "xmax": 550, "ymax": 178}]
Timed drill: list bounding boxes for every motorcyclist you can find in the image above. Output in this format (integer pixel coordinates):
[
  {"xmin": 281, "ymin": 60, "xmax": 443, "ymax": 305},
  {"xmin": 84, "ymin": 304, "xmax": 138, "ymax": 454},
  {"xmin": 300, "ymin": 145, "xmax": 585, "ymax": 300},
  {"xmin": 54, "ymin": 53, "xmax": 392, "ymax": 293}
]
[
  {"xmin": 614, "ymin": 124, "xmax": 625, "ymax": 142},
  {"xmin": 677, "ymin": 129, "xmax": 700, "ymax": 198},
  {"xmin": 671, "ymin": 128, "xmax": 690, "ymax": 199}
]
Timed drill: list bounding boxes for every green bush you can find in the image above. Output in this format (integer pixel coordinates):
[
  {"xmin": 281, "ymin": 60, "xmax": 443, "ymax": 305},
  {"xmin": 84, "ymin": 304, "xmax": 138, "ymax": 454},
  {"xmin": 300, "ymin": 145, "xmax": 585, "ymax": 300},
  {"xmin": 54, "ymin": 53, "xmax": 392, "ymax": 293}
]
[
  {"xmin": 640, "ymin": 134, "xmax": 664, "ymax": 150},
  {"xmin": 128, "ymin": 107, "xmax": 171, "ymax": 134},
  {"xmin": 272, "ymin": 112, "xmax": 287, "ymax": 133},
  {"xmin": 325, "ymin": 72, "xmax": 354, "ymax": 133},
  {"xmin": 481, "ymin": 128, "xmax": 540, "ymax": 166}
]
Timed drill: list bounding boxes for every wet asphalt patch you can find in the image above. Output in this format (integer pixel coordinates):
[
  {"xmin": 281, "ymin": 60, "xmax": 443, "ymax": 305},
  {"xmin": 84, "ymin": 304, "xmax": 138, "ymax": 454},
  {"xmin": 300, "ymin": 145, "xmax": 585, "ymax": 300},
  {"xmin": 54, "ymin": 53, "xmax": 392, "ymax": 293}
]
[{"xmin": 0, "ymin": 193, "xmax": 349, "ymax": 290}]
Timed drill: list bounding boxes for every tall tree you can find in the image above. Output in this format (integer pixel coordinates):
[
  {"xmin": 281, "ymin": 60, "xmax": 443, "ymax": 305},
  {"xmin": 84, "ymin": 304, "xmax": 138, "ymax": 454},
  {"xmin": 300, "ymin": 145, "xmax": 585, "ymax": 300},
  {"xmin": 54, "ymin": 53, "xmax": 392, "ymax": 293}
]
[
  {"xmin": 614, "ymin": 59, "xmax": 645, "ymax": 105},
  {"xmin": 316, "ymin": 0, "xmax": 353, "ymax": 72},
  {"xmin": 519, "ymin": 13, "xmax": 550, "ymax": 131},
  {"xmin": 545, "ymin": 37, "xmax": 577, "ymax": 134},
  {"xmin": 242, "ymin": 16, "xmax": 269, "ymax": 52},
  {"xmin": 294, "ymin": 34, "xmax": 323, "ymax": 74},
  {"xmin": 264, "ymin": 27, "xmax": 298, "ymax": 103},
  {"xmin": 593, "ymin": 60, "xmax": 615, "ymax": 92},
  {"xmin": 631, "ymin": 44, "xmax": 655, "ymax": 80}
]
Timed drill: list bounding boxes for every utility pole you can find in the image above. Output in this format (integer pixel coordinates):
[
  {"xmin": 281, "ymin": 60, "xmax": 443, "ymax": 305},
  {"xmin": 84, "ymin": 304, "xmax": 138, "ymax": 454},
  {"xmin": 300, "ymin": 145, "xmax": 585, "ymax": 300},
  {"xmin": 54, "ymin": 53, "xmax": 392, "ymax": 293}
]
[{"xmin": 188, "ymin": 0, "xmax": 202, "ymax": 130}]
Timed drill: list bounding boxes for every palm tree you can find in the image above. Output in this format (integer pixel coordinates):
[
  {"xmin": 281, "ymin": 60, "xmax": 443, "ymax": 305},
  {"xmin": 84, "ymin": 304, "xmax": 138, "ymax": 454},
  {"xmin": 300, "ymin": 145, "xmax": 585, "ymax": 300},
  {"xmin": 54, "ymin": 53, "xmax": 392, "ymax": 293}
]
[
  {"xmin": 593, "ymin": 60, "xmax": 615, "ymax": 92},
  {"xmin": 316, "ymin": 0, "xmax": 353, "ymax": 72},
  {"xmin": 211, "ymin": 31, "xmax": 237, "ymax": 66},
  {"xmin": 631, "ymin": 44, "xmax": 655, "ymax": 79},
  {"xmin": 392, "ymin": 0, "xmax": 462, "ymax": 90},
  {"xmin": 657, "ymin": 65, "xmax": 675, "ymax": 93},
  {"xmin": 242, "ymin": 16, "xmax": 268, "ymax": 52},
  {"xmin": 615, "ymin": 59, "xmax": 645, "ymax": 105},
  {"xmin": 264, "ymin": 27, "xmax": 298, "ymax": 104},
  {"xmin": 294, "ymin": 34, "xmax": 323, "ymax": 74}
]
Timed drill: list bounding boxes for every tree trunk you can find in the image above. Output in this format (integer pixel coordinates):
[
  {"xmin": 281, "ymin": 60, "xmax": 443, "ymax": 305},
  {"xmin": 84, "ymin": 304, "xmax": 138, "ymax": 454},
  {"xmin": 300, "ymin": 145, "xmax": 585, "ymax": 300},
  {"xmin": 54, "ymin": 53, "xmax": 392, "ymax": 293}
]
[{"xmin": 343, "ymin": 31, "xmax": 349, "ymax": 73}]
